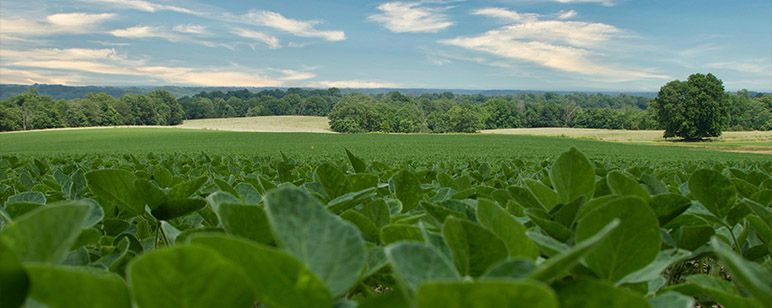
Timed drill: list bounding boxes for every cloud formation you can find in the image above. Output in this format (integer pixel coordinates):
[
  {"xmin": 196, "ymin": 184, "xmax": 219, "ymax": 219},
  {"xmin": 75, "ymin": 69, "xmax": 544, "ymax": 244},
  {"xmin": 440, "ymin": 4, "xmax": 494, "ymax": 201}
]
[
  {"xmin": 1, "ymin": 12, "xmax": 115, "ymax": 37},
  {"xmin": 308, "ymin": 80, "xmax": 399, "ymax": 88},
  {"xmin": 442, "ymin": 8, "xmax": 667, "ymax": 80},
  {"xmin": 232, "ymin": 28, "xmax": 281, "ymax": 49},
  {"xmin": 555, "ymin": 0, "xmax": 615, "ymax": 6},
  {"xmin": 370, "ymin": 2, "xmax": 453, "ymax": 33},
  {"xmin": 243, "ymin": 10, "xmax": 345, "ymax": 41},
  {"xmin": 0, "ymin": 47, "xmax": 305, "ymax": 87},
  {"xmin": 83, "ymin": 0, "xmax": 199, "ymax": 15}
]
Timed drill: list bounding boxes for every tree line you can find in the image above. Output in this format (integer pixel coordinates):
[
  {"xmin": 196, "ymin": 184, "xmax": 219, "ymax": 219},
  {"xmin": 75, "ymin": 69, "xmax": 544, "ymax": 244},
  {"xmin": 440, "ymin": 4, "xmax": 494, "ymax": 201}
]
[{"xmin": 1, "ymin": 85, "xmax": 769, "ymax": 133}]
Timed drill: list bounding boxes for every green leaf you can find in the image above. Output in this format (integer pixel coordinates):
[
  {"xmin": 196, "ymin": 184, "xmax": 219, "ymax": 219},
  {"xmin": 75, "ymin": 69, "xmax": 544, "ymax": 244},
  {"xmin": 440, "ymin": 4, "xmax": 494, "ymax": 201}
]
[
  {"xmin": 150, "ymin": 198, "xmax": 206, "ymax": 221},
  {"xmin": 648, "ymin": 292, "xmax": 695, "ymax": 308},
  {"xmin": 0, "ymin": 241, "xmax": 28, "ymax": 308},
  {"xmin": 650, "ymin": 194, "xmax": 692, "ymax": 225},
  {"xmin": 482, "ymin": 258, "xmax": 536, "ymax": 279},
  {"xmin": 191, "ymin": 234, "xmax": 332, "ymax": 308},
  {"xmin": 385, "ymin": 242, "xmax": 459, "ymax": 291},
  {"xmin": 127, "ymin": 245, "xmax": 255, "ymax": 308},
  {"xmin": 528, "ymin": 220, "xmax": 619, "ymax": 282},
  {"xmin": 688, "ymin": 169, "xmax": 737, "ymax": 218},
  {"xmin": 85, "ymin": 169, "xmax": 144, "ymax": 215},
  {"xmin": 168, "ymin": 176, "xmax": 208, "ymax": 200},
  {"xmin": 345, "ymin": 149, "xmax": 367, "ymax": 173},
  {"xmin": 341, "ymin": 209, "xmax": 379, "ymax": 242},
  {"xmin": 6, "ymin": 191, "xmax": 45, "ymax": 205},
  {"xmin": 415, "ymin": 280, "xmax": 558, "ymax": 308},
  {"xmin": 380, "ymin": 224, "xmax": 423, "ymax": 244},
  {"xmin": 476, "ymin": 199, "xmax": 538, "ymax": 259},
  {"xmin": 442, "ymin": 217, "xmax": 508, "ymax": 277},
  {"xmin": 217, "ymin": 203, "xmax": 273, "ymax": 244},
  {"xmin": 316, "ymin": 163, "xmax": 351, "ymax": 199},
  {"xmin": 549, "ymin": 147, "xmax": 595, "ymax": 204},
  {"xmin": 618, "ymin": 249, "xmax": 692, "ymax": 285},
  {"xmin": 264, "ymin": 186, "xmax": 366, "ymax": 296},
  {"xmin": 576, "ymin": 196, "xmax": 661, "ymax": 282},
  {"xmin": 711, "ymin": 237, "xmax": 772, "ymax": 304},
  {"xmin": 391, "ymin": 170, "xmax": 422, "ymax": 213},
  {"xmin": 607, "ymin": 170, "xmax": 650, "ymax": 202},
  {"xmin": 556, "ymin": 278, "xmax": 648, "ymax": 308},
  {"xmin": 665, "ymin": 274, "xmax": 762, "ymax": 308},
  {"xmin": 25, "ymin": 264, "xmax": 131, "ymax": 308},
  {"xmin": 0, "ymin": 204, "xmax": 88, "ymax": 263},
  {"xmin": 525, "ymin": 179, "xmax": 560, "ymax": 210}
]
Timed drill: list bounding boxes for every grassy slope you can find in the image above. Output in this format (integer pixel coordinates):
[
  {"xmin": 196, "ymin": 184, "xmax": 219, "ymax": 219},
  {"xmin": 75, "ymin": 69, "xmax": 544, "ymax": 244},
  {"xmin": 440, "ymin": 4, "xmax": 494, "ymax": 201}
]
[{"xmin": 0, "ymin": 128, "xmax": 766, "ymax": 161}]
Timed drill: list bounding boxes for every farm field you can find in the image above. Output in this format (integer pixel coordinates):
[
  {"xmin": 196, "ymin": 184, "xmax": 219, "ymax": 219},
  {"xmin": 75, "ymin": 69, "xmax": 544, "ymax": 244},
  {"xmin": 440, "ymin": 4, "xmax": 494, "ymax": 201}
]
[
  {"xmin": 482, "ymin": 128, "xmax": 772, "ymax": 154},
  {"xmin": 0, "ymin": 127, "xmax": 768, "ymax": 161},
  {"xmin": 0, "ymin": 141, "xmax": 769, "ymax": 307},
  {"xmin": 179, "ymin": 115, "xmax": 333, "ymax": 133}
]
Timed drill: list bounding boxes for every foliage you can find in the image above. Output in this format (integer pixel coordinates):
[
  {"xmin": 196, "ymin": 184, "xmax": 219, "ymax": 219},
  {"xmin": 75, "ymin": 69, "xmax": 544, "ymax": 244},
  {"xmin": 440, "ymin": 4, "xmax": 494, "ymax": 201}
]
[
  {"xmin": 653, "ymin": 73, "xmax": 731, "ymax": 139},
  {"xmin": 1, "ymin": 147, "xmax": 770, "ymax": 307}
]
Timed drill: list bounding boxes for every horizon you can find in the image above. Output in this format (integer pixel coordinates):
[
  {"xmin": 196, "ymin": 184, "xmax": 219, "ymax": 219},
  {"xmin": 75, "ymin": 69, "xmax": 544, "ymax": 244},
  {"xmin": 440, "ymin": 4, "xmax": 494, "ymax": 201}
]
[{"xmin": 1, "ymin": 0, "xmax": 771, "ymax": 92}]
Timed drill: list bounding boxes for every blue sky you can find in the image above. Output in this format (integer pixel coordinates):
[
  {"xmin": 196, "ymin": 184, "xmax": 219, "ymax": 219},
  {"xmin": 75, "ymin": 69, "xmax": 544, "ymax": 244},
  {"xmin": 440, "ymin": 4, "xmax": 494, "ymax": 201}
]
[{"xmin": 0, "ymin": 0, "xmax": 770, "ymax": 91}]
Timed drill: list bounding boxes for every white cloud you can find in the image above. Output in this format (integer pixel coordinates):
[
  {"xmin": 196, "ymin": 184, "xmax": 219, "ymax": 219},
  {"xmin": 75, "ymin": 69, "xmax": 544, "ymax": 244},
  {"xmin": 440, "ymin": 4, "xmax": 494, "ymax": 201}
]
[
  {"xmin": 0, "ymin": 48, "xmax": 287, "ymax": 87},
  {"xmin": 110, "ymin": 26, "xmax": 233, "ymax": 49},
  {"xmin": 443, "ymin": 8, "xmax": 667, "ymax": 80},
  {"xmin": 244, "ymin": 10, "xmax": 345, "ymax": 41},
  {"xmin": 704, "ymin": 61, "xmax": 772, "ymax": 75},
  {"xmin": 555, "ymin": 0, "xmax": 615, "ymax": 6},
  {"xmin": 472, "ymin": 8, "xmax": 538, "ymax": 23},
  {"xmin": 276, "ymin": 69, "xmax": 316, "ymax": 81},
  {"xmin": 0, "ymin": 13, "xmax": 115, "ymax": 37},
  {"xmin": 0, "ymin": 68, "xmax": 84, "ymax": 85},
  {"xmin": 173, "ymin": 24, "xmax": 208, "ymax": 35},
  {"xmin": 308, "ymin": 80, "xmax": 399, "ymax": 88},
  {"xmin": 232, "ymin": 28, "xmax": 281, "ymax": 49},
  {"xmin": 370, "ymin": 2, "xmax": 453, "ymax": 33},
  {"xmin": 82, "ymin": 0, "xmax": 199, "ymax": 15},
  {"xmin": 557, "ymin": 9, "xmax": 578, "ymax": 20}
]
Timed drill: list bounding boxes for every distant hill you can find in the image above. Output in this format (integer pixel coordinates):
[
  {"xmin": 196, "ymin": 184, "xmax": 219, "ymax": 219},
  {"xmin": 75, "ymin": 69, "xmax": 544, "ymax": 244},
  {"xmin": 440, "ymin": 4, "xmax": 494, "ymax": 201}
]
[{"xmin": 0, "ymin": 84, "xmax": 661, "ymax": 100}]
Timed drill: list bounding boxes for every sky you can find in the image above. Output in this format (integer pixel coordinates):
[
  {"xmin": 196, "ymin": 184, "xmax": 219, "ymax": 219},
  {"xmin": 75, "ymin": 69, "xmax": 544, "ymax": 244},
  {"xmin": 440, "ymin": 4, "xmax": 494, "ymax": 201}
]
[{"xmin": 0, "ymin": 0, "xmax": 770, "ymax": 91}]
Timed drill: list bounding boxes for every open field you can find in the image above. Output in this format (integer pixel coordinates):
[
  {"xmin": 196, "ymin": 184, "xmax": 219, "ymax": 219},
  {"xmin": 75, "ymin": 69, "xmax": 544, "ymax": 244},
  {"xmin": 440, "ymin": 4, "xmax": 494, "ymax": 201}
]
[
  {"xmin": 0, "ymin": 127, "xmax": 767, "ymax": 161},
  {"xmin": 483, "ymin": 127, "xmax": 772, "ymax": 154},
  {"xmin": 179, "ymin": 116, "xmax": 333, "ymax": 133}
]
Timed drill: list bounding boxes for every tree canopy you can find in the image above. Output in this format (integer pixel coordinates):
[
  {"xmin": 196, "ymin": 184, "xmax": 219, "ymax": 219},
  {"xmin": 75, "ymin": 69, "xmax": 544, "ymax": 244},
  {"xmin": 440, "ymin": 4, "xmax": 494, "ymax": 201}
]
[{"xmin": 653, "ymin": 73, "xmax": 731, "ymax": 140}]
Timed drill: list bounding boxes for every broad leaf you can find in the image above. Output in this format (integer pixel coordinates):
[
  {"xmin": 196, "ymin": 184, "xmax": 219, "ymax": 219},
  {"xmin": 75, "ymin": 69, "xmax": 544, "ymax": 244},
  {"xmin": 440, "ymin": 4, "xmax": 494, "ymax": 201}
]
[
  {"xmin": 385, "ymin": 242, "xmax": 459, "ymax": 291},
  {"xmin": 476, "ymin": 199, "xmax": 538, "ymax": 259},
  {"xmin": 85, "ymin": 169, "xmax": 144, "ymax": 215},
  {"xmin": 416, "ymin": 280, "xmax": 559, "ymax": 308},
  {"xmin": 688, "ymin": 169, "xmax": 737, "ymax": 218},
  {"xmin": 442, "ymin": 217, "xmax": 508, "ymax": 277},
  {"xmin": 25, "ymin": 264, "xmax": 131, "ymax": 308},
  {"xmin": 0, "ymin": 204, "xmax": 89, "ymax": 263},
  {"xmin": 549, "ymin": 147, "xmax": 595, "ymax": 204}
]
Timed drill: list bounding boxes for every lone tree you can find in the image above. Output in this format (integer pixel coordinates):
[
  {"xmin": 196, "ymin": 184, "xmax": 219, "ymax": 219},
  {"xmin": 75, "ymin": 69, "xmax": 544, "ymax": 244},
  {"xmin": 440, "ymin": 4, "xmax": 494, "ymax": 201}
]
[{"xmin": 653, "ymin": 73, "xmax": 729, "ymax": 140}]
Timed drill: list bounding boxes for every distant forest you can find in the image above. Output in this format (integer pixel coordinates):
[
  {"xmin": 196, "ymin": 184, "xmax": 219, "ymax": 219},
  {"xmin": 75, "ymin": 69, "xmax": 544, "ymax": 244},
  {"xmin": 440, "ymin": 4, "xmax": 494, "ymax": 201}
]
[{"xmin": 1, "ymin": 87, "xmax": 769, "ymax": 132}]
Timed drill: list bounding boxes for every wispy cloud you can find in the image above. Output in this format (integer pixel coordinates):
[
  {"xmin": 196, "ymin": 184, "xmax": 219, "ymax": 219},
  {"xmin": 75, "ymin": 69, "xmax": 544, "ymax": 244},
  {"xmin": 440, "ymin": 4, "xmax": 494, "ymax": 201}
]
[
  {"xmin": 557, "ymin": 9, "xmax": 578, "ymax": 20},
  {"xmin": 110, "ymin": 25, "xmax": 233, "ymax": 49},
  {"xmin": 442, "ymin": 8, "xmax": 667, "ymax": 80},
  {"xmin": 82, "ymin": 0, "xmax": 199, "ymax": 15},
  {"xmin": 1, "ymin": 12, "xmax": 115, "ymax": 37},
  {"xmin": 370, "ymin": 2, "xmax": 453, "ymax": 33},
  {"xmin": 555, "ymin": 0, "xmax": 615, "ymax": 6},
  {"xmin": 173, "ymin": 24, "xmax": 208, "ymax": 35},
  {"xmin": 0, "ymin": 47, "xmax": 294, "ymax": 87},
  {"xmin": 242, "ymin": 10, "xmax": 345, "ymax": 42},
  {"xmin": 308, "ymin": 80, "xmax": 399, "ymax": 88},
  {"xmin": 277, "ymin": 69, "xmax": 316, "ymax": 81},
  {"xmin": 232, "ymin": 28, "xmax": 281, "ymax": 49},
  {"xmin": 472, "ymin": 8, "xmax": 538, "ymax": 23}
]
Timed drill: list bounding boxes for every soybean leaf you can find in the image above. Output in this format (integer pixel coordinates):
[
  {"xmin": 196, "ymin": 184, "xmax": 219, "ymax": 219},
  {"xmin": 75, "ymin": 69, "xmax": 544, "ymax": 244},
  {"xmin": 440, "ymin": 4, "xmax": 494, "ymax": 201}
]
[
  {"xmin": 607, "ymin": 171, "xmax": 650, "ymax": 202},
  {"xmin": 0, "ymin": 241, "xmax": 28, "ymax": 308},
  {"xmin": 127, "ymin": 245, "xmax": 255, "ymax": 308},
  {"xmin": 217, "ymin": 203, "xmax": 273, "ymax": 244},
  {"xmin": 618, "ymin": 249, "xmax": 692, "ymax": 285},
  {"xmin": 688, "ymin": 169, "xmax": 737, "ymax": 218},
  {"xmin": 0, "ymin": 204, "xmax": 88, "ymax": 263},
  {"xmin": 415, "ymin": 280, "xmax": 559, "ymax": 308},
  {"xmin": 710, "ymin": 237, "xmax": 772, "ymax": 304},
  {"xmin": 25, "ymin": 264, "xmax": 131, "ymax": 308},
  {"xmin": 385, "ymin": 242, "xmax": 459, "ymax": 292},
  {"xmin": 391, "ymin": 170, "xmax": 422, "ymax": 213},
  {"xmin": 549, "ymin": 147, "xmax": 595, "ymax": 205},
  {"xmin": 482, "ymin": 258, "xmax": 536, "ymax": 279},
  {"xmin": 476, "ymin": 198, "xmax": 538, "ymax": 260},
  {"xmin": 316, "ymin": 163, "xmax": 351, "ymax": 199},
  {"xmin": 85, "ymin": 169, "xmax": 144, "ymax": 215},
  {"xmin": 556, "ymin": 278, "xmax": 648, "ymax": 308},
  {"xmin": 150, "ymin": 198, "xmax": 206, "ymax": 221},
  {"xmin": 528, "ymin": 220, "xmax": 619, "ymax": 283},
  {"xmin": 650, "ymin": 194, "xmax": 692, "ymax": 225},
  {"xmin": 648, "ymin": 291, "xmax": 695, "ymax": 308},
  {"xmin": 576, "ymin": 196, "xmax": 661, "ymax": 282},
  {"xmin": 442, "ymin": 217, "xmax": 508, "ymax": 277},
  {"xmin": 191, "ymin": 235, "xmax": 332, "ymax": 308},
  {"xmin": 345, "ymin": 149, "xmax": 367, "ymax": 173},
  {"xmin": 264, "ymin": 186, "xmax": 366, "ymax": 296}
]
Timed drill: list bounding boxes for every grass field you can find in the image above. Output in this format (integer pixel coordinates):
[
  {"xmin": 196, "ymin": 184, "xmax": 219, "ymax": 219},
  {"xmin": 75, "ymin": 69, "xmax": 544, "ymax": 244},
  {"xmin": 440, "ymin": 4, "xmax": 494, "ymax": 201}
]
[
  {"xmin": 180, "ymin": 116, "xmax": 332, "ymax": 133},
  {"xmin": 0, "ymin": 127, "xmax": 767, "ymax": 161}
]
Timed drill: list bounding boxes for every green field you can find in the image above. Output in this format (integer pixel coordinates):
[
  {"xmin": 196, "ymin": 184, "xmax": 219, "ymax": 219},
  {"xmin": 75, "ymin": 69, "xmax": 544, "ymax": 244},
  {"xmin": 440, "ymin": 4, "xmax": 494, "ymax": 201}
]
[{"xmin": 1, "ymin": 128, "xmax": 767, "ymax": 161}]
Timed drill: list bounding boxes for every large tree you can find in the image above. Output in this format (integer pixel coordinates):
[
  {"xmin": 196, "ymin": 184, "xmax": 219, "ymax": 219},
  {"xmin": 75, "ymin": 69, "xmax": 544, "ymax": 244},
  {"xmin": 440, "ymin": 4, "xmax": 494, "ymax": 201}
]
[{"xmin": 653, "ymin": 73, "xmax": 729, "ymax": 140}]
